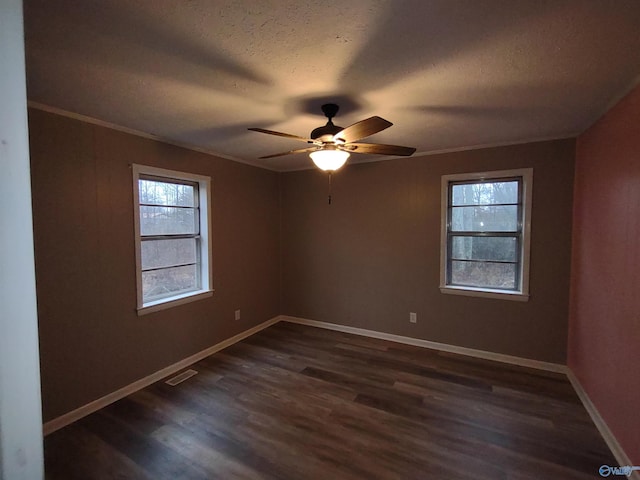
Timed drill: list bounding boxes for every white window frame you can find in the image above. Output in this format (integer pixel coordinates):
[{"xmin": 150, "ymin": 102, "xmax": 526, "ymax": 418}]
[
  {"xmin": 440, "ymin": 168, "xmax": 533, "ymax": 301},
  {"xmin": 132, "ymin": 164, "xmax": 213, "ymax": 315}
]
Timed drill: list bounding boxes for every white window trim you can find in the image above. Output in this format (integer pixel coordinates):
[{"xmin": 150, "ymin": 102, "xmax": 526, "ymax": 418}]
[
  {"xmin": 132, "ymin": 164, "xmax": 213, "ymax": 315},
  {"xmin": 439, "ymin": 168, "xmax": 533, "ymax": 301}
]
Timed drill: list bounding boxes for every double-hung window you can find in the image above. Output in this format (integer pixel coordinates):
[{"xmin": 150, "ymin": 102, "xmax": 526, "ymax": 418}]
[
  {"xmin": 132, "ymin": 165, "xmax": 212, "ymax": 314},
  {"xmin": 440, "ymin": 168, "xmax": 532, "ymax": 301}
]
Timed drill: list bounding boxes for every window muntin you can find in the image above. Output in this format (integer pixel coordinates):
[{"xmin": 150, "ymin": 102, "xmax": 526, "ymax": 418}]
[
  {"xmin": 441, "ymin": 169, "xmax": 532, "ymax": 300},
  {"xmin": 133, "ymin": 165, "xmax": 212, "ymax": 313}
]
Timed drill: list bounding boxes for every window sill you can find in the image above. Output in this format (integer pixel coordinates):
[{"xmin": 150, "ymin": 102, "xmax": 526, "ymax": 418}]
[
  {"xmin": 440, "ymin": 285, "xmax": 529, "ymax": 302},
  {"xmin": 137, "ymin": 289, "xmax": 214, "ymax": 316}
]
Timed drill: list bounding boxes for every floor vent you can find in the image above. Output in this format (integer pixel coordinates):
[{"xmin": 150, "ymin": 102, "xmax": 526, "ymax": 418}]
[{"xmin": 165, "ymin": 369, "xmax": 198, "ymax": 386}]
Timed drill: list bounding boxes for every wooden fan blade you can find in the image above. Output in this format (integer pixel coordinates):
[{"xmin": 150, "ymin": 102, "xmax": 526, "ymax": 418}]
[
  {"xmin": 248, "ymin": 128, "xmax": 312, "ymax": 143},
  {"xmin": 345, "ymin": 143, "xmax": 416, "ymax": 156},
  {"xmin": 333, "ymin": 116, "xmax": 392, "ymax": 143},
  {"xmin": 259, "ymin": 147, "xmax": 318, "ymax": 159}
]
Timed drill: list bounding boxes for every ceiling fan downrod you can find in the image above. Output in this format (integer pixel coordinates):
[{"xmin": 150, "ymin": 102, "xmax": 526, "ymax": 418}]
[{"xmin": 321, "ymin": 103, "xmax": 339, "ymax": 121}]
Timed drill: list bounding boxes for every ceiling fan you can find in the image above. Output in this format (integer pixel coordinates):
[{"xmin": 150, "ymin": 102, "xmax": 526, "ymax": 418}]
[{"xmin": 248, "ymin": 104, "xmax": 416, "ymax": 171}]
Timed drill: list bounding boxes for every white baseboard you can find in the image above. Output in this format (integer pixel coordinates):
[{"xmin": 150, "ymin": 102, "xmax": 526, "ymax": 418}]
[
  {"xmin": 44, "ymin": 312, "xmax": 636, "ymax": 478},
  {"xmin": 43, "ymin": 316, "xmax": 280, "ymax": 436},
  {"xmin": 281, "ymin": 315, "xmax": 567, "ymax": 373},
  {"xmin": 566, "ymin": 370, "xmax": 639, "ymax": 480}
]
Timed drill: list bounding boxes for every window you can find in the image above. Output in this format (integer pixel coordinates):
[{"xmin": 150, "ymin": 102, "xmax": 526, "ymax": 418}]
[
  {"xmin": 440, "ymin": 168, "xmax": 532, "ymax": 301},
  {"xmin": 132, "ymin": 165, "xmax": 212, "ymax": 314}
]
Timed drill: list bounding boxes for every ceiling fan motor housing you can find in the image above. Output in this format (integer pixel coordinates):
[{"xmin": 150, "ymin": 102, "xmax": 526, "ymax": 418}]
[
  {"xmin": 310, "ymin": 122, "xmax": 343, "ymax": 142},
  {"xmin": 311, "ymin": 103, "xmax": 344, "ymax": 141}
]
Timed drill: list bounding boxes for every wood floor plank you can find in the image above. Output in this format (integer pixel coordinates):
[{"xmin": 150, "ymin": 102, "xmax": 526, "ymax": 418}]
[
  {"xmin": 44, "ymin": 322, "xmax": 616, "ymax": 479},
  {"xmin": 44, "ymin": 422, "xmax": 155, "ymax": 480}
]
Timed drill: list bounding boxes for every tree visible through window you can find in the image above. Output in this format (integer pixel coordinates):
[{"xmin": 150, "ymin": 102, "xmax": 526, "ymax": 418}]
[
  {"xmin": 133, "ymin": 165, "xmax": 212, "ymax": 313},
  {"xmin": 441, "ymin": 169, "xmax": 532, "ymax": 299},
  {"xmin": 139, "ymin": 178, "xmax": 200, "ymax": 303}
]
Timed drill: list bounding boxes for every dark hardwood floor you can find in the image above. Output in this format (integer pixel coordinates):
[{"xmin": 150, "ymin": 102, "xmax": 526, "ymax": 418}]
[{"xmin": 44, "ymin": 322, "xmax": 615, "ymax": 479}]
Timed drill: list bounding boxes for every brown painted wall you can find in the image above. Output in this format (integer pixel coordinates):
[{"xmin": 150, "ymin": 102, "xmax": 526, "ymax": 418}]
[
  {"xmin": 281, "ymin": 139, "xmax": 575, "ymax": 363},
  {"xmin": 29, "ymin": 109, "xmax": 281, "ymax": 421},
  {"xmin": 29, "ymin": 107, "xmax": 576, "ymax": 421},
  {"xmin": 569, "ymin": 85, "xmax": 640, "ymax": 463}
]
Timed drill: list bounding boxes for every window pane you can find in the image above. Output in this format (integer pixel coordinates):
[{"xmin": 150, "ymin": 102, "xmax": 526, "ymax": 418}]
[
  {"xmin": 451, "ymin": 260, "xmax": 516, "ymax": 289},
  {"xmin": 452, "ymin": 181, "xmax": 518, "ymax": 206},
  {"xmin": 451, "ymin": 236, "xmax": 517, "ymax": 262},
  {"xmin": 140, "ymin": 206, "xmax": 198, "ymax": 236},
  {"xmin": 451, "ymin": 205, "xmax": 518, "ymax": 232},
  {"xmin": 142, "ymin": 264, "xmax": 198, "ymax": 303},
  {"xmin": 139, "ymin": 179, "xmax": 195, "ymax": 207},
  {"xmin": 141, "ymin": 238, "xmax": 197, "ymax": 270}
]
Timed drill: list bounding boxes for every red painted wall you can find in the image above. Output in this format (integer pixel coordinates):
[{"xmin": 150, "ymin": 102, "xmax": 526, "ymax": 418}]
[{"xmin": 569, "ymin": 84, "xmax": 640, "ymax": 464}]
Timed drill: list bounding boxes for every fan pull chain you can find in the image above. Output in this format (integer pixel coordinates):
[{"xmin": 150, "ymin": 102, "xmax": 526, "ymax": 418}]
[{"xmin": 328, "ymin": 172, "xmax": 332, "ymax": 205}]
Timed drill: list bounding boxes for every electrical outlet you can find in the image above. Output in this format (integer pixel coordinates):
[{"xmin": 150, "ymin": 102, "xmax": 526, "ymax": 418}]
[
  {"xmin": 409, "ymin": 312, "xmax": 417, "ymax": 323},
  {"xmin": 234, "ymin": 309, "xmax": 241, "ymax": 321}
]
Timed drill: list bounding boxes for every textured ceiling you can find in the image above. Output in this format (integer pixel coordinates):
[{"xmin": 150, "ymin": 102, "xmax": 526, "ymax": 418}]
[{"xmin": 24, "ymin": 0, "xmax": 640, "ymax": 171}]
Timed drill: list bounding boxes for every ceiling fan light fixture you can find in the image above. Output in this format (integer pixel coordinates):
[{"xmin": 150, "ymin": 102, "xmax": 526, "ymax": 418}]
[{"xmin": 309, "ymin": 148, "xmax": 350, "ymax": 171}]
